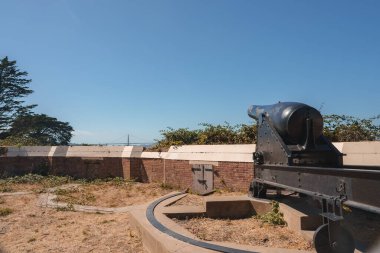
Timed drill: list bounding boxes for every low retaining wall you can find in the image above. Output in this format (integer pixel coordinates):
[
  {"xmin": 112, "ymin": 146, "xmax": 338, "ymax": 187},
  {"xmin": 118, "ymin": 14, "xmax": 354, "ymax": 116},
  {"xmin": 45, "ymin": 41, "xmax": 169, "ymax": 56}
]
[{"xmin": 0, "ymin": 142, "xmax": 379, "ymax": 192}]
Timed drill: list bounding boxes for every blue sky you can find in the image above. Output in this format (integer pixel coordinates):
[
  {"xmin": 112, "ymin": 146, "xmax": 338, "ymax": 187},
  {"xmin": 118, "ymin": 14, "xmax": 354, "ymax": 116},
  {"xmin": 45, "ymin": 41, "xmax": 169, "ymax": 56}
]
[{"xmin": 2, "ymin": 0, "xmax": 380, "ymax": 144}]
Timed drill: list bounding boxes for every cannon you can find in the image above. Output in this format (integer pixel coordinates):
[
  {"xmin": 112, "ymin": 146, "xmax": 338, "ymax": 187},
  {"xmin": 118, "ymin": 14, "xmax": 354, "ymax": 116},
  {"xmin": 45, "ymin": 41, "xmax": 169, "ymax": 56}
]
[
  {"xmin": 248, "ymin": 102, "xmax": 380, "ymax": 253},
  {"xmin": 248, "ymin": 102, "xmax": 323, "ymax": 146}
]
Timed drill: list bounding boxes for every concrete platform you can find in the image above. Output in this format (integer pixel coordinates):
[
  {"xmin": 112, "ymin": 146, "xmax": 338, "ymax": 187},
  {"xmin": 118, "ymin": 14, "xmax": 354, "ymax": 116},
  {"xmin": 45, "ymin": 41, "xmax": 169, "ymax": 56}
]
[{"xmin": 129, "ymin": 192, "xmax": 316, "ymax": 253}]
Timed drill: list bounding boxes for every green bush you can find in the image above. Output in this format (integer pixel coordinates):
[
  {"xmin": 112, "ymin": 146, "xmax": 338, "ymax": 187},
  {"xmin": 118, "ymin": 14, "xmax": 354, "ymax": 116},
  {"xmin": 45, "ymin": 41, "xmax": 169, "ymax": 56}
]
[
  {"xmin": 149, "ymin": 115, "xmax": 379, "ymax": 151},
  {"xmin": 257, "ymin": 201, "xmax": 286, "ymax": 226}
]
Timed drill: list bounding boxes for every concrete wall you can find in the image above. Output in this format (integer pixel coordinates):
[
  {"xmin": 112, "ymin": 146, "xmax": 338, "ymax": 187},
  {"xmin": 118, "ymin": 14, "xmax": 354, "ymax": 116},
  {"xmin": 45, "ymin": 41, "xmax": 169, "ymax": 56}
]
[
  {"xmin": 0, "ymin": 142, "xmax": 379, "ymax": 191},
  {"xmin": 0, "ymin": 146, "xmax": 143, "ymax": 180}
]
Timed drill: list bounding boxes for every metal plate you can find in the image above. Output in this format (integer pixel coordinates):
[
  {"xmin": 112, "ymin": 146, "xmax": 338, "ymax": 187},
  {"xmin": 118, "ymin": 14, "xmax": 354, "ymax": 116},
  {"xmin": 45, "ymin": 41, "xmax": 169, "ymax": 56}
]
[{"xmin": 192, "ymin": 164, "xmax": 214, "ymax": 195}]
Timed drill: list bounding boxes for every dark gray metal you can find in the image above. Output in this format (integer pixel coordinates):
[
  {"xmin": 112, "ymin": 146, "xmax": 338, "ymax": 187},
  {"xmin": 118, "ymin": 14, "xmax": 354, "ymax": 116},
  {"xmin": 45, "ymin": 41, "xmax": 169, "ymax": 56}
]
[
  {"xmin": 248, "ymin": 102, "xmax": 323, "ymax": 146},
  {"xmin": 192, "ymin": 164, "xmax": 214, "ymax": 195},
  {"xmin": 250, "ymin": 103, "xmax": 343, "ymax": 167},
  {"xmin": 247, "ymin": 101, "xmax": 380, "ymax": 253},
  {"xmin": 146, "ymin": 192, "xmax": 259, "ymax": 253}
]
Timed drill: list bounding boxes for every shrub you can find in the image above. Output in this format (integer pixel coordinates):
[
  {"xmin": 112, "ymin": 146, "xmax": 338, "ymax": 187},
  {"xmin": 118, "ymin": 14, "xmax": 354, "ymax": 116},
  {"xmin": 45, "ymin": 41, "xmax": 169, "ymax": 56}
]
[{"xmin": 257, "ymin": 201, "xmax": 286, "ymax": 226}]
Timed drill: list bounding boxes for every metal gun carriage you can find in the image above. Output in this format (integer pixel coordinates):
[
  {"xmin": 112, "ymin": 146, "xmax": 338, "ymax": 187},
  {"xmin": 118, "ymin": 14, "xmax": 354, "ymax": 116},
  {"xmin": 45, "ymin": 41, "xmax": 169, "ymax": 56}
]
[{"xmin": 248, "ymin": 102, "xmax": 380, "ymax": 253}]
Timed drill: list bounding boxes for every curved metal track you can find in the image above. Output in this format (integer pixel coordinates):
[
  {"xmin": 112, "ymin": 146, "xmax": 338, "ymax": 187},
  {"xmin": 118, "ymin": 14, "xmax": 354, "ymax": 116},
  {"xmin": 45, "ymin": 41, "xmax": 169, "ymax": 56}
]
[{"xmin": 146, "ymin": 192, "xmax": 259, "ymax": 253}]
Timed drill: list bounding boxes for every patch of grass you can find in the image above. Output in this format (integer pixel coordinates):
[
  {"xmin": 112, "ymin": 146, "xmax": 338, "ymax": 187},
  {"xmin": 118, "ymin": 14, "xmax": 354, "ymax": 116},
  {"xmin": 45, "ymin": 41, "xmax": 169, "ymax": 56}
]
[
  {"xmin": 160, "ymin": 182, "xmax": 174, "ymax": 190},
  {"xmin": 0, "ymin": 174, "xmax": 136, "ymax": 190},
  {"xmin": 0, "ymin": 174, "xmax": 72, "ymax": 188},
  {"xmin": 74, "ymin": 177, "xmax": 134, "ymax": 186},
  {"xmin": 56, "ymin": 203, "xmax": 75, "ymax": 212},
  {"xmin": 55, "ymin": 187, "xmax": 96, "ymax": 206},
  {"xmin": 106, "ymin": 177, "xmax": 128, "ymax": 186},
  {"xmin": 0, "ymin": 207, "xmax": 13, "ymax": 216},
  {"xmin": 101, "ymin": 219, "xmax": 115, "ymax": 224},
  {"xmin": 0, "ymin": 184, "xmax": 13, "ymax": 193},
  {"xmin": 55, "ymin": 188, "xmax": 79, "ymax": 196},
  {"xmin": 256, "ymin": 201, "xmax": 286, "ymax": 226},
  {"xmin": 41, "ymin": 175, "xmax": 72, "ymax": 188},
  {"xmin": 2, "ymin": 174, "xmax": 45, "ymax": 184}
]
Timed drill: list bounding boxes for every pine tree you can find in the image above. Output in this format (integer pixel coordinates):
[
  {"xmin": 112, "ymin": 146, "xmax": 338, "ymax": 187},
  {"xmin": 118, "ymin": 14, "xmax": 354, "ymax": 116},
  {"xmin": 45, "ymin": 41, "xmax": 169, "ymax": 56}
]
[{"xmin": 0, "ymin": 57, "xmax": 36, "ymax": 133}]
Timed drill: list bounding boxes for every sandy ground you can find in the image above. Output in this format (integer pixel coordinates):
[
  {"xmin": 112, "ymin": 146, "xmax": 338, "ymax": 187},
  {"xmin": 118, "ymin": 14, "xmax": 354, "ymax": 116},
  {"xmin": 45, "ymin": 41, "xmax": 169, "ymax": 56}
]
[
  {"xmin": 172, "ymin": 191, "xmax": 313, "ymax": 250},
  {"xmin": 0, "ymin": 180, "xmax": 175, "ymax": 253},
  {"xmin": 173, "ymin": 193, "xmax": 380, "ymax": 252},
  {"xmin": 3, "ymin": 180, "xmax": 378, "ymax": 252},
  {"xmin": 0, "ymin": 194, "xmax": 143, "ymax": 253},
  {"xmin": 54, "ymin": 182, "xmax": 173, "ymax": 207},
  {"xmin": 174, "ymin": 216, "xmax": 313, "ymax": 251},
  {"xmin": 0, "ymin": 183, "xmax": 44, "ymax": 193}
]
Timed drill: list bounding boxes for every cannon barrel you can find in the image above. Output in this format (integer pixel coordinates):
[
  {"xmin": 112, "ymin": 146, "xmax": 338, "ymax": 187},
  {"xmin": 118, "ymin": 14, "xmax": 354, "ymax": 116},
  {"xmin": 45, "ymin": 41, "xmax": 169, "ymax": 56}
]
[{"xmin": 248, "ymin": 102, "xmax": 323, "ymax": 145}]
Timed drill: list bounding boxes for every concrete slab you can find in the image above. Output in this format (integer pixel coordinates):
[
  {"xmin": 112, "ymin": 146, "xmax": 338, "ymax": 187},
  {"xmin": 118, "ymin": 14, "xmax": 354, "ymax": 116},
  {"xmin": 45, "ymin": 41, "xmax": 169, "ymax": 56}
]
[
  {"xmin": 166, "ymin": 144, "xmax": 256, "ymax": 162},
  {"xmin": 130, "ymin": 193, "xmax": 317, "ymax": 253},
  {"xmin": 162, "ymin": 205, "xmax": 206, "ymax": 219},
  {"xmin": 280, "ymin": 198, "xmax": 322, "ymax": 231},
  {"xmin": 5, "ymin": 146, "xmax": 56, "ymax": 157},
  {"xmin": 205, "ymin": 195, "xmax": 256, "ymax": 218}
]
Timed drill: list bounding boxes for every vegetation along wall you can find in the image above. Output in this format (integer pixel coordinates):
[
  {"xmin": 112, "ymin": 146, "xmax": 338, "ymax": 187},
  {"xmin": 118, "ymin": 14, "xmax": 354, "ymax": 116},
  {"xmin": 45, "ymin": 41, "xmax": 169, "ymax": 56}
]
[{"xmin": 0, "ymin": 142, "xmax": 379, "ymax": 192}]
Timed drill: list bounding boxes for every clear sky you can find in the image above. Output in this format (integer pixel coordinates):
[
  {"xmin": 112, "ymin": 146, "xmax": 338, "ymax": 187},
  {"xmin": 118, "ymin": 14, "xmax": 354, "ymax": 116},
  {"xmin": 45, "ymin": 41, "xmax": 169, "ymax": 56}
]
[{"xmin": 2, "ymin": 0, "xmax": 380, "ymax": 144}]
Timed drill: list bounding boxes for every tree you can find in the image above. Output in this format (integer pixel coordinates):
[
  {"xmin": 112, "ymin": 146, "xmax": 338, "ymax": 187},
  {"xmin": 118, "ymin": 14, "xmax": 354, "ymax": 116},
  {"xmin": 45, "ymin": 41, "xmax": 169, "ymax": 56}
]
[
  {"xmin": 235, "ymin": 123, "xmax": 258, "ymax": 144},
  {"xmin": 198, "ymin": 122, "xmax": 238, "ymax": 144},
  {"xmin": 0, "ymin": 114, "xmax": 73, "ymax": 146},
  {"xmin": 150, "ymin": 114, "xmax": 379, "ymax": 151},
  {"xmin": 149, "ymin": 122, "xmax": 257, "ymax": 151},
  {"xmin": 0, "ymin": 56, "xmax": 74, "ymax": 146},
  {"xmin": 0, "ymin": 57, "xmax": 36, "ymax": 133},
  {"xmin": 323, "ymin": 114, "xmax": 380, "ymax": 142},
  {"xmin": 152, "ymin": 127, "xmax": 200, "ymax": 150}
]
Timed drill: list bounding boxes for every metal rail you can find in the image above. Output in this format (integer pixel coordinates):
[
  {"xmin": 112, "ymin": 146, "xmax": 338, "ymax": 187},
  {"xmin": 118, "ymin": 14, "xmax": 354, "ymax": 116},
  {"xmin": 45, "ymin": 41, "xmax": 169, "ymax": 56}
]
[
  {"xmin": 146, "ymin": 192, "xmax": 258, "ymax": 253},
  {"xmin": 254, "ymin": 164, "xmax": 380, "ymax": 215},
  {"xmin": 259, "ymin": 164, "xmax": 380, "ymax": 179}
]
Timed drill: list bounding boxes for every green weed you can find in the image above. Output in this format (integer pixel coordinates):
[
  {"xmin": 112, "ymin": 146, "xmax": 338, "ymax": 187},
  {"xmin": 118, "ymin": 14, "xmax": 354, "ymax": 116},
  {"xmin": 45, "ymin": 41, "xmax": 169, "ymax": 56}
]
[
  {"xmin": 0, "ymin": 207, "xmax": 13, "ymax": 216},
  {"xmin": 256, "ymin": 201, "xmax": 286, "ymax": 226}
]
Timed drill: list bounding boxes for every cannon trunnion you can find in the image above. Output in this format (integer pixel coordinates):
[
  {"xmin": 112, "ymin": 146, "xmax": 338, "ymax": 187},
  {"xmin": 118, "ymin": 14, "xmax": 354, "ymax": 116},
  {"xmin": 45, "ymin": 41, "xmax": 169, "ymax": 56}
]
[{"xmin": 248, "ymin": 102, "xmax": 380, "ymax": 253}]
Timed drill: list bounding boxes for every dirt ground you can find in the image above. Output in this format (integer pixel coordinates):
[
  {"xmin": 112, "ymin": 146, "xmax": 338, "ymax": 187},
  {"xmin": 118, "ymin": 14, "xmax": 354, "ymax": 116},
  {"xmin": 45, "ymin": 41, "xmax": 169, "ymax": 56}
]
[
  {"xmin": 173, "ymin": 193, "xmax": 380, "ymax": 252},
  {"xmin": 3, "ymin": 178, "xmax": 379, "ymax": 252},
  {"xmin": 0, "ymin": 179, "xmax": 176, "ymax": 253},
  {"xmin": 175, "ymin": 216, "xmax": 313, "ymax": 250},
  {"xmin": 53, "ymin": 182, "xmax": 173, "ymax": 207},
  {"xmin": 172, "ymin": 191, "xmax": 313, "ymax": 250},
  {"xmin": 0, "ymin": 194, "xmax": 143, "ymax": 253},
  {"xmin": 0, "ymin": 183, "xmax": 44, "ymax": 193}
]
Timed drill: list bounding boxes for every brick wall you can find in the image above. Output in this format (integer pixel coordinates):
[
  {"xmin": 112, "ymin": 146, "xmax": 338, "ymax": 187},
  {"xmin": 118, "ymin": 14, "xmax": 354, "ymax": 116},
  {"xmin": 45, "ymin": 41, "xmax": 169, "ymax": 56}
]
[
  {"xmin": 0, "ymin": 156, "xmax": 51, "ymax": 177},
  {"xmin": 140, "ymin": 158, "xmax": 164, "ymax": 183},
  {"xmin": 165, "ymin": 160, "xmax": 193, "ymax": 189},
  {"xmin": 0, "ymin": 156, "xmax": 137, "ymax": 180},
  {"xmin": 3, "ymin": 142, "xmax": 376, "ymax": 192},
  {"xmin": 0, "ymin": 156, "xmax": 254, "ymax": 192},
  {"xmin": 214, "ymin": 162, "xmax": 253, "ymax": 192},
  {"xmin": 138, "ymin": 158, "xmax": 253, "ymax": 192}
]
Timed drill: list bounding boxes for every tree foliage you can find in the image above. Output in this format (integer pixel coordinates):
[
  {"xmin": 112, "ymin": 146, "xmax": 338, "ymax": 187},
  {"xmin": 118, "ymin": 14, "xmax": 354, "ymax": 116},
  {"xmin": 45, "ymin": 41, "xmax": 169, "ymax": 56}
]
[
  {"xmin": 323, "ymin": 114, "xmax": 380, "ymax": 142},
  {"xmin": 0, "ymin": 56, "xmax": 74, "ymax": 146},
  {"xmin": 150, "ymin": 122, "xmax": 257, "ymax": 151},
  {"xmin": 0, "ymin": 57, "xmax": 36, "ymax": 132},
  {"xmin": 0, "ymin": 114, "xmax": 73, "ymax": 146},
  {"xmin": 151, "ymin": 114, "xmax": 379, "ymax": 150}
]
